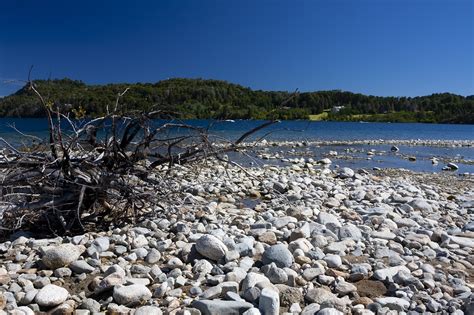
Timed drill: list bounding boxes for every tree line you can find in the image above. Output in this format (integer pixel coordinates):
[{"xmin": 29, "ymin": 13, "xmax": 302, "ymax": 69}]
[{"xmin": 0, "ymin": 78, "xmax": 472, "ymax": 123}]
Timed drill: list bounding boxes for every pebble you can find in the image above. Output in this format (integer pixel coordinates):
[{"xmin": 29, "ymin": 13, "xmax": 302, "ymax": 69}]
[
  {"xmin": 262, "ymin": 244, "xmax": 294, "ymax": 268},
  {"xmin": 192, "ymin": 300, "xmax": 254, "ymax": 315},
  {"xmin": 324, "ymin": 254, "xmax": 342, "ymax": 268},
  {"xmin": 259, "ymin": 288, "xmax": 279, "ymax": 315},
  {"xmin": 373, "ymin": 266, "xmax": 411, "ymax": 281},
  {"xmin": 135, "ymin": 305, "xmax": 163, "ymax": 315},
  {"xmin": 0, "ymin": 158, "xmax": 472, "ymax": 313},
  {"xmin": 69, "ymin": 260, "xmax": 95, "ymax": 274},
  {"xmin": 113, "ymin": 284, "xmax": 152, "ymax": 306},
  {"xmin": 34, "ymin": 284, "xmax": 68, "ymax": 307},
  {"xmin": 41, "ymin": 244, "xmax": 82, "ymax": 269},
  {"xmin": 196, "ymin": 235, "xmax": 228, "ymax": 261}
]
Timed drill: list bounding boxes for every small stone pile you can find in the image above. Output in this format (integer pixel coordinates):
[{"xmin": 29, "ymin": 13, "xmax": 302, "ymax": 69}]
[{"xmin": 0, "ymin": 160, "xmax": 473, "ymax": 314}]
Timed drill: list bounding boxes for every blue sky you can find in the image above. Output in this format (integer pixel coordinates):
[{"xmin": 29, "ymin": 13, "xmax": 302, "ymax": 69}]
[{"xmin": 0, "ymin": 0, "xmax": 472, "ymax": 97}]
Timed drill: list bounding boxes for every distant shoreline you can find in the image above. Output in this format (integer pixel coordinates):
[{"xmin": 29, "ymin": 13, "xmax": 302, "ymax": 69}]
[{"xmin": 1, "ymin": 78, "xmax": 472, "ymax": 124}]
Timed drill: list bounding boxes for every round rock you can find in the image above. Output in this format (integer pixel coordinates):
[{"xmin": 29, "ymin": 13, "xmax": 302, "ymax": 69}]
[
  {"xmin": 135, "ymin": 305, "xmax": 163, "ymax": 315},
  {"xmin": 262, "ymin": 244, "xmax": 294, "ymax": 268},
  {"xmin": 35, "ymin": 284, "xmax": 69, "ymax": 307},
  {"xmin": 113, "ymin": 284, "xmax": 152, "ymax": 306},
  {"xmin": 324, "ymin": 254, "xmax": 342, "ymax": 268},
  {"xmin": 195, "ymin": 235, "xmax": 228, "ymax": 261},
  {"xmin": 42, "ymin": 244, "xmax": 82, "ymax": 269}
]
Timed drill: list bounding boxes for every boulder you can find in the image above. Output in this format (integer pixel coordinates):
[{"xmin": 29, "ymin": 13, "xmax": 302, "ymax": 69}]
[
  {"xmin": 41, "ymin": 244, "xmax": 82, "ymax": 269},
  {"xmin": 262, "ymin": 244, "xmax": 294, "ymax": 268},
  {"xmin": 192, "ymin": 300, "xmax": 253, "ymax": 315},
  {"xmin": 196, "ymin": 235, "xmax": 228, "ymax": 261},
  {"xmin": 35, "ymin": 284, "xmax": 69, "ymax": 308},
  {"xmin": 113, "ymin": 284, "xmax": 152, "ymax": 306}
]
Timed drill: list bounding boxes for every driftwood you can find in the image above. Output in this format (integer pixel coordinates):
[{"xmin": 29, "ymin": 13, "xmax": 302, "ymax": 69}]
[{"xmin": 0, "ymin": 79, "xmax": 277, "ymax": 237}]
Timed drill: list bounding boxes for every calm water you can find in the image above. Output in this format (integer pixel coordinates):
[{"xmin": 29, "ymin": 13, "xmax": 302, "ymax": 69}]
[{"xmin": 1, "ymin": 118, "xmax": 473, "ymax": 173}]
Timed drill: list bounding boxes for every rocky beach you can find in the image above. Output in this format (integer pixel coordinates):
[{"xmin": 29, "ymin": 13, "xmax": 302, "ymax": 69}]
[
  {"xmin": 0, "ymin": 149, "xmax": 473, "ymax": 315},
  {"xmin": 2, "ymin": 0, "xmax": 473, "ymax": 312}
]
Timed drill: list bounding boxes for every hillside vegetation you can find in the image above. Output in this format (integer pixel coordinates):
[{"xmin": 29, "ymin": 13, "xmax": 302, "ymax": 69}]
[{"xmin": 0, "ymin": 78, "xmax": 473, "ymax": 123}]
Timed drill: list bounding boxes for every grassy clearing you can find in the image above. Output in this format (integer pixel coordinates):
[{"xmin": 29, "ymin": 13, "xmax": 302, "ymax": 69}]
[{"xmin": 308, "ymin": 112, "xmax": 329, "ymax": 121}]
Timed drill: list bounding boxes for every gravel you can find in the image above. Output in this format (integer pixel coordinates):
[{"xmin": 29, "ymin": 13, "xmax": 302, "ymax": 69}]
[{"xmin": 0, "ymin": 154, "xmax": 472, "ymax": 313}]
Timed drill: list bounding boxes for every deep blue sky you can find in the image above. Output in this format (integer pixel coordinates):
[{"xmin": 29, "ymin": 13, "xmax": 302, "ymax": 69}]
[{"xmin": 0, "ymin": 0, "xmax": 472, "ymax": 97}]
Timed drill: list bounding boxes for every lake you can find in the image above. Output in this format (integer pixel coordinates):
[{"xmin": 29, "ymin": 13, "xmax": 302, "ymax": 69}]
[{"xmin": 1, "ymin": 118, "xmax": 473, "ymax": 173}]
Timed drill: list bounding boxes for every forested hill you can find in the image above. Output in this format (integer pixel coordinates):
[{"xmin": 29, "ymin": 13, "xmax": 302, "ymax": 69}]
[{"xmin": 0, "ymin": 78, "xmax": 473, "ymax": 123}]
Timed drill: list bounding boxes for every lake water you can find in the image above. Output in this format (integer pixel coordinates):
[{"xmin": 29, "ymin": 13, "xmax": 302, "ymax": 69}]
[{"xmin": 1, "ymin": 118, "xmax": 473, "ymax": 173}]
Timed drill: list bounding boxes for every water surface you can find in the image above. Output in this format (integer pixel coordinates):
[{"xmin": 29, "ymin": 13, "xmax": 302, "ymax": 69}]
[{"xmin": 1, "ymin": 118, "xmax": 473, "ymax": 173}]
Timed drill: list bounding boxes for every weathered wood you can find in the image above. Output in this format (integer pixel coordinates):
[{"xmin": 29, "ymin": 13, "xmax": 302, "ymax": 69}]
[{"xmin": 0, "ymin": 83, "xmax": 277, "ymax": 237}]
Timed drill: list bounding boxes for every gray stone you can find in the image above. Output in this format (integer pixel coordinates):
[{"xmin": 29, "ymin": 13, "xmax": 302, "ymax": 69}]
[
  {"xmin": 19, "ymin": 289, "xmax": 38, "ymax": 305},
  {"xmin": 113, "ymin": 284, "xmax": 152, "ymax": 306},
  {"xmin": 409, "ymin": 199, "xmax": 432, "ymax": 212},
  {"xmin": 193, "ymin": 259, "xmax": 214, "ymax": 275},
  {"xmin": 318, "ymin": 212, "xmax": 342, "ymax": 227},
  {"xmin": 338, "ymin": 167, "xmax": 354, "ymax": 179},
  {"xmin": 69, "ymin": 260, "xmax": 95, "ymax": 274},
  {"xmin": 243, "ymin": 308, "xmax": 261, "ymax": 315},
  {"xmin": 427, "ymin": 299, "xmax": 441, "ymax": 312},
  {"xmin": 326, "ymin": 241, "xmax": 347, "ymax": 254},
  {"xmin": 243, "ymin": 287, "xmax": 261, "ymax": 303},
  {"xmin": 33, "ymin": 277, "xmax": 50, "ymax": 288},
  {"xmin": 131, "ymin": 234, "xmax": 149, "ymax": 248},
  {"xmin": 305, "ymin": 288, "xmax": 337, "ymax": 304},
  {"xmin": 241, "ymin": 273, "xmax": 271, "ymax": 292},
  {"xmin": 303, "ymin": 267, "xmax": 324, "ymax": 281},
  {"xmin": 80, "ymin": 298, "xmax": 101, "ymax": 312},
  {"xmin": 449, "ymin": 235, "xmax": 474, "ymax": 248},
  {"xmin": 358, "ymin": 207, "xmax": 390, "ymax": 215},
  {"xmin": 135, "ymin": 306, "xmax": 162, "ymax": 315},
  {"xmin": 54, "ymin": 267, "xmax": 72, "ymax": 278},
  {"xmin": 196, "ymin": 235, "xmax": 228, "ymax": 261},
  {"xmin": 13, "ymin": 307, "xmax": 35, "ymax": 315},
  {"xmin": 201, "ymin": 285, "xmax": 222, "ymax": 299},
  {"xmin": 34, "ymin": 284, "xmax": 69, "ymax": 307},
  {"xmin": 302, "ymin": 303, "xmax": 321, "ymax": 315},
  {"xmin": 334, "ymin": 281, "xmax": 357, "ymax": 294},
  {"xmin": 262, "ymin": 244, "xmax": 294, "ymax": 268},
  {"xmin": 262, "ymin": 263, "xmax": 288, "ymax": 284},
  {"xmin": 92, "ymin": 237, "xmax": 110, "ymax": 252},
  {"xmin": 394, "ymin": 217, "xmax": 419, "ymax": 228},
  {"xmin": 339, "ymin": 224, "xmax": 362, "ymax": 241},
  {"xmin": 189, "ymin": 286, "xmax": 203, "ymax": 297},
  {"xmin": 319, "ymin": 158, "xmax": 332, "ymax": 165},
  {"xmin": 371, "ymin": 230, "xmax": 396, "ymax": 240},
  {"xmin": 392, "ymin": 269, "xmax": 414, "ymax": 285},
  {"xmin": 375, "ymin": 297, "xmax": 409, "ymax": 311},
  {"xmin": 145, "ymin": 248, "xmax": 162, "ymax": 264},
  {"xmin": 41, "ymin": 244, "xmax": 82, "ymax": 269},
  {"xmin": 115, "ymin": 245, "xmax": 128, "ymax": 255},
  {"xmin": 259, "ymin": 288, "xmax": 279, "ymax": 315},
  {"xmin": 318, "ymin": 309, "xmax": 343, "ymax": 315},
  {"xmin": 272, "ymin": 216, "xmax": 298, "ymax": 229},
  {"xmin": 167, "ymin": 288, "xmax": 183, "ymax": 297},
  {"xmin": 324, "ymin": 254, "xmax": 342, "ymax": 268},
  {"xmin": 373, "ymin": 265, "xmax": 410, "ymax": 281},
  {"xmin": 192, "ymin": 299, "xmax": 254, "ymax": 315},
  {"xmin": 279, "ymin": 286, "xmax": 303, "ymax": 307}
]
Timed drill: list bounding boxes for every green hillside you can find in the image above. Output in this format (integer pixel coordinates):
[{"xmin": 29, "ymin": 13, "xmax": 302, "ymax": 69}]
[{"xmin": 0, "ymin": 78, "xmax": 472, "ymax": 123}]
